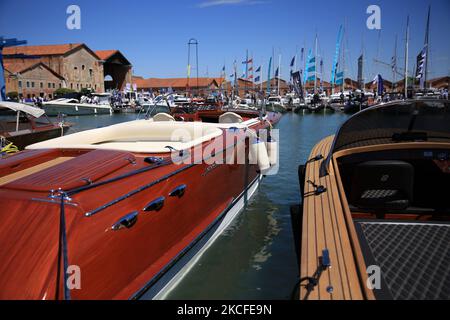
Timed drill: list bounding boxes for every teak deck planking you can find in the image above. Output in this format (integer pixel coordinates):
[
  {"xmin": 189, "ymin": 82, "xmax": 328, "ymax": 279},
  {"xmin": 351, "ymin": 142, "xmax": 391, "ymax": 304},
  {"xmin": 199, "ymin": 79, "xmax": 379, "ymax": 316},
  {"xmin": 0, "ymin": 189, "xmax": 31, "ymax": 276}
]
[{"xmin": 300, "ymin": 136, "xmax": 372, "ymax": 300}]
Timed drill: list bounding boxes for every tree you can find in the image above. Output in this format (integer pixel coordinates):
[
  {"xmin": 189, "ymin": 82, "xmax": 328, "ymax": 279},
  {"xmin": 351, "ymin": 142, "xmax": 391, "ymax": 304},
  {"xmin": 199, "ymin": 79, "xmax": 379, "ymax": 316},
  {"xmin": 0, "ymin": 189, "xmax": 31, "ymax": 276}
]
[
  {"xmin": 79, "ymin": 87, "xmax": 93, "ymax": 96},
  {"xmin": 54, "ymin": 88, "xmax": 76, "ymax": 98},
  {"xmin": 6, "ymin": 91, "xmax": 19, "ymax": 101}
]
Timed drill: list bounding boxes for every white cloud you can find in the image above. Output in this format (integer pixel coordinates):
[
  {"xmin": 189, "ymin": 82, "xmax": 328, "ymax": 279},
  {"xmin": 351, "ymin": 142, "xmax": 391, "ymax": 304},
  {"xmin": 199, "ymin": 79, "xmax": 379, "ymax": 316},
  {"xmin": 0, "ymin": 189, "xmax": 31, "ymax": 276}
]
[{"xmin": 197, "ymin": 0, "xmax": 267, "ymax": 8}]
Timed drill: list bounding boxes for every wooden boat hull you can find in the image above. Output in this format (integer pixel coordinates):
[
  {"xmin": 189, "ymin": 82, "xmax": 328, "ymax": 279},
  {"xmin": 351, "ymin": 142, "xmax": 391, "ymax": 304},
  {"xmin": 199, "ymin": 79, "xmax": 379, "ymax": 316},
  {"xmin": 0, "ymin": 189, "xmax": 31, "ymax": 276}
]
[
  {"xmin": 0, "ymin": 117, "xmax": 273, "ymax": 300},
  {"xmin": 6, "ymin": 125, "xmax": 71, "ymax": 150}
]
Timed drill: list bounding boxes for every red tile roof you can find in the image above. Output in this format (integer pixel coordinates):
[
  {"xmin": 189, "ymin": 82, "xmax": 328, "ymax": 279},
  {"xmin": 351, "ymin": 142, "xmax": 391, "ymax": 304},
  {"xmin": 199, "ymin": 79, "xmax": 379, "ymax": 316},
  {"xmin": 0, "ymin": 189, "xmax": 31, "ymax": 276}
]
[
  {"xmin": 135, "ymin": 78, "xmax": 219, "ymax": 89},
  {"xmin": 3, "ymin": 43, "xmax": 84, "ymax": 56},
  {"xmin": 95, "ymin": 50, "xmax": 119, "ymax": 60},
  {"xmin": 3, "ymin": 60, "xmax": 65, "ymax": 79},
  {"xmin": 3, "ymin": 60, "xmax": 40, "ymax": 73}
]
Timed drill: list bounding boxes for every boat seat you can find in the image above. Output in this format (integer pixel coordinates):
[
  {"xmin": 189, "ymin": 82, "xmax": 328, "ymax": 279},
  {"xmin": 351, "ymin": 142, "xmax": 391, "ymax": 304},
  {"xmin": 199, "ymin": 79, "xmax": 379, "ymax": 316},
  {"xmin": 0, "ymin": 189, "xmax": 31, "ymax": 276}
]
[
  {"xmin": 218, "ymin": 112, "xmax": 243, "ymax": 124},
  {"xmin": 27, "ymin": 120, "xmax": 223, "ymax": 153},
  {"xmin": 153, "ymin": 113, "xmax": 175, "ymax": 122},
  {"xmin": 349, "ymin": 160, "xmax": 414, "ymax": 211}
]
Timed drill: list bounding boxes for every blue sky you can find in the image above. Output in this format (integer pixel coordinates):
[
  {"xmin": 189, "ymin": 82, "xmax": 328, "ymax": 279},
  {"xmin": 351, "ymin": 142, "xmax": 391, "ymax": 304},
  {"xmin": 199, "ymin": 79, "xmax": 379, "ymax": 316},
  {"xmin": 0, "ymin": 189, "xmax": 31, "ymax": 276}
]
[{"xmin": 1, "ymin": 0, "xmax": 449, "ymax": 83}]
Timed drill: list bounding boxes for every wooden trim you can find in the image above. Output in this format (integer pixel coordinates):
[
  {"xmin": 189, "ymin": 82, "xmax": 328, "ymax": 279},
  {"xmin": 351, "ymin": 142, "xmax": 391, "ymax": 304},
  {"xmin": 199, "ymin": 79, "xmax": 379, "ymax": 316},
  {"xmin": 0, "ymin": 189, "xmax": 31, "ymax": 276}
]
[
  {"xmin": 300, "ymin": 136, "xmax": 365, "ymax": 300},
  {"xmin": 334, "ymin": 142, "xmax": 450, "ymax": 159},
  {"xmin": 0, "ymin": 157, "xmax": 73, "ymax": 187},
  {"xmin": 332, "ymin": 155, "xmax": 375, "ymax": 300}
]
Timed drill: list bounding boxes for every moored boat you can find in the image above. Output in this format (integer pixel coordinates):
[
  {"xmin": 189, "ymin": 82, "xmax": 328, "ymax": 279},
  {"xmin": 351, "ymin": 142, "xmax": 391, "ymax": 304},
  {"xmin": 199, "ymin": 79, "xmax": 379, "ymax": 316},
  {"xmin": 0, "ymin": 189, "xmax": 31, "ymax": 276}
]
[
  {"xmin": 295, "ymin": 99, "xmax": 450, "ymax": 300},
  {"xmin": 0, "ymin": 101, "xmax": 71, "ymax": 150},
  {"xmin": 0, "ymin": 107, "xmax": 281, "ymax": 300},
  {"xmin": 42, "ymin": 97, "xmax": 113, "ymax": 116}
]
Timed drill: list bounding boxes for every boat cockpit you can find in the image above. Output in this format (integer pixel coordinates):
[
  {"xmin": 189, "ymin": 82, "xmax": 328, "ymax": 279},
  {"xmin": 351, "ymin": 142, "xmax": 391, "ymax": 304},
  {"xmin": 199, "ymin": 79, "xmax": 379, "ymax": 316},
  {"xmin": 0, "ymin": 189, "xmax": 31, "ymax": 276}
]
[{"xmin": 328, "ymin": 100, "xmax": 450, "ymax": 221}]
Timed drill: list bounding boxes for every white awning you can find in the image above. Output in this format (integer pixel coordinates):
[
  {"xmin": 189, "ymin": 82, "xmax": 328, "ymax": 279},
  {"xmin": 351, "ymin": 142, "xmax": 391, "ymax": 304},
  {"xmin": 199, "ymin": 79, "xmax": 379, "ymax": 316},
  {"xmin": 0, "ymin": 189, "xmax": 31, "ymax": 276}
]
[{"xmin": 0, "ymin": 101, "xmax": 46, "ymax": 118}]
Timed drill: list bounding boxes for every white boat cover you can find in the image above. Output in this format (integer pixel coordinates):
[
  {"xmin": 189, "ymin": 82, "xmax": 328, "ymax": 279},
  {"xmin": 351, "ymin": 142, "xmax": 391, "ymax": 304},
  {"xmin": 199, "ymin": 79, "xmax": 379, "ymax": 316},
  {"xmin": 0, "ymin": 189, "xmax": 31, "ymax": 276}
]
[{"xmin": 0, "ymin": 101, "xmax": 45, "ymax": 118}]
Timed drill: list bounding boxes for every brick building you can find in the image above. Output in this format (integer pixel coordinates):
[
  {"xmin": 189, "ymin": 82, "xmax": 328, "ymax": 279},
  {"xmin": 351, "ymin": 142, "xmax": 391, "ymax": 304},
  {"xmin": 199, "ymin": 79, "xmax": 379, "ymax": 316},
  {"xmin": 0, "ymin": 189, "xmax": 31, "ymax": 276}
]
[
  {"xmin": 133, "ymin": 77, "xmax": 220, "ymax": 96},
  {"xmin": 4, "ymin": 61, "xmax": 65, "ymax": 99},
  {"xmin": 3, "ymin": 43, "xmax": 132, "ymax": 99}
]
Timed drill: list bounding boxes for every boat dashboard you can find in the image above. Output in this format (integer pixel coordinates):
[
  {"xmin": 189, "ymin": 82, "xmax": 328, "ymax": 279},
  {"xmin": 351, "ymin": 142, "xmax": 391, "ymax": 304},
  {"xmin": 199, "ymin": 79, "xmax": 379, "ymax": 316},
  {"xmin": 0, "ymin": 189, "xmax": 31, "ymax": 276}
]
[{"xmin": 336, "ymin": 145, "xmax": 450, "ymax": 221}]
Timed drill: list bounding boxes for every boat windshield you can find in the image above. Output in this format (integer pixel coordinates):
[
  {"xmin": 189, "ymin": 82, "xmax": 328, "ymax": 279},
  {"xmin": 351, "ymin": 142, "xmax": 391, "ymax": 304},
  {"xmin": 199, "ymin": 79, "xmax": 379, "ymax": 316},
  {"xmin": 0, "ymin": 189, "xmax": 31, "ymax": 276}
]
[
  {"xmin": 333, "ymin": 99, "xmax": 450, "ymax": 153},
  {"xmin": 320, "ymin": 99, "xmax": 450, "ymax": 176}
]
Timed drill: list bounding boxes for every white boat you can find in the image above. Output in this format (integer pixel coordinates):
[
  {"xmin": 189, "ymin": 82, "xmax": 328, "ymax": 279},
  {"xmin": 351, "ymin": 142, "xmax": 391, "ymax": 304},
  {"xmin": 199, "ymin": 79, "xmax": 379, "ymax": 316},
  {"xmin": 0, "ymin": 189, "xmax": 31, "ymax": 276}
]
[{"xmin": 42, "ymin": 96, "xmax": 113, "ymax": 116}]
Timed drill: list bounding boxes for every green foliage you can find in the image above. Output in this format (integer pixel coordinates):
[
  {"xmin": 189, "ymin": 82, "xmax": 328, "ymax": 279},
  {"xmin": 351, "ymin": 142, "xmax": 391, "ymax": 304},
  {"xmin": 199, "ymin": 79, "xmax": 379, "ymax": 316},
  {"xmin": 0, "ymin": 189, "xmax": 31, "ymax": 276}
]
[
  {"xmin": 54, "ymin": 88, "xmax": 76, "ymax": 97},
  {"xmin": 6, "ymin": 91, "xmax": 19, "ymax": 101}
]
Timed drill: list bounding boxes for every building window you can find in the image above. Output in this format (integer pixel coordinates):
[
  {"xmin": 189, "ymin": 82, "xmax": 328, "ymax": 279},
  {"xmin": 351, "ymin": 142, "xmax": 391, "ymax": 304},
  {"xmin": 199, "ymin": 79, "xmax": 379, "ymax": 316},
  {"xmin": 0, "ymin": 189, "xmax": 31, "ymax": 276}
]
[
  {"xmin": 26, "ymin": 81, "xmax": 30, "ymax": 88},
  {"xmin": 74, "ymin": 66, "xmax": 78, "ymax": 70},
  {"xmin": 53, "ymin": 83, "xmax": 56, "ymax": 89},
  {"xmin": 89, "ymin": 69, "xmax": 93, "ymax": 77},
  {"xmin": 48, "ymin": 83, "xmax": 51, "ymax": 88},
  {"xmin": 59, "ymin": 83, "xmax": 62, "ymax": 88},
  {"xmin": 40, "ymin": 82, "xmax": 43, "ymax": 88},
  {"xmin": 71, "ymin": 83, "xmax": 73, "ymax": 89},
  {"xmin": 77, "ymin": 83, "xmax": 79, "ymax": 89},
  {"xmin": 18, "ymin": 81, "xmax": 22, "ymax": 88},
  {"xmin": 31, "ymin": 82, "xmax": 35, "ymax": 88},
  {"xmin": 82, "ymin": 65, "xmax": 85, "ymax": 70}
]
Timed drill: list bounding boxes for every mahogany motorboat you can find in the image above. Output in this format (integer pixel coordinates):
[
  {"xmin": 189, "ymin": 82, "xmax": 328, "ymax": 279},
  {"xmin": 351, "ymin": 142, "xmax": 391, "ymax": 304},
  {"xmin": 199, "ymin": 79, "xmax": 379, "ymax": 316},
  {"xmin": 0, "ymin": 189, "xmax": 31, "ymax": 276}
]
[
  {"xmin": 295, "ymin": 99, "xmax": 450, "ymax": 300},
  {"xmin": 0, "ymin": 108, "xmax": 281, "ymax": 300},
  {"xmin": 0, "ymin": 101, "xmax": 71, "ymax": 150}
]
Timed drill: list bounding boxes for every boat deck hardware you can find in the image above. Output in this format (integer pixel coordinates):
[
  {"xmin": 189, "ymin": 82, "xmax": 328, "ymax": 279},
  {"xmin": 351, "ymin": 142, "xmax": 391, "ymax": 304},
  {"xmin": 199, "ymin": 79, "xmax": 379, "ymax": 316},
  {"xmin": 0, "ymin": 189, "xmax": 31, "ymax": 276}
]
[
  {"xmin": 299, "ymin": 248, "xmax": 332, "ymax": 300},
  {"xmin": 304, "ymin": 180, "xmax": 327, "ymax": 197},
  {"xmin": 143, "ymin": 197, "xmax": 165, "ymax": 212},
  {"xmin": 169, "ymin": 184, "xmax": 187, "ymax": 198},
  {"xmin": 111, "ymin": 211, "xmax": 139, "ymax": 230}
]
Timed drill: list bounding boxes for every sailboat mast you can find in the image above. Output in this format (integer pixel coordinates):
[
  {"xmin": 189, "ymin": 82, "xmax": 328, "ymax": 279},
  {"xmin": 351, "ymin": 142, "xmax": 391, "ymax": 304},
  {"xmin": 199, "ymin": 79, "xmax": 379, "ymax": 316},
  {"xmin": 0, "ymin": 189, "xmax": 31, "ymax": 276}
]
[
  {"xmin": 277, "ymin": 54, "xmax": 281, "ymax": 96},
  {"xmin": 393, "ymin": 35, "xmax": 397, "ymax": 91},
  {"xmin": 404, "ymin": 15, "xmax": 409, "ymax": 98},
  {"xmin": 342, "ymin": 27, "xmax": 345, "ymax": 92},
  {"xmin": 314, "ymin": 35, "xmax": 317, "ymax": 93},
  {"xmin": 424, "ymin": 5, "xmax": 431, "ymax": 88}
]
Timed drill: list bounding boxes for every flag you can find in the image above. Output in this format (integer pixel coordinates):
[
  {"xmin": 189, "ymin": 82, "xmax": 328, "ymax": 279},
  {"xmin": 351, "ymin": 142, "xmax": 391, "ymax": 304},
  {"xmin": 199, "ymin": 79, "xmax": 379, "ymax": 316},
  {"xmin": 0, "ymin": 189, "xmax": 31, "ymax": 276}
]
[
  {"xmin": 308, "ymin": 56, "xmax": 316, "ymax": 64},
  {"xmin": 357, "ymin": 55, "xmax": 363, "ymax": 89},
  {"xmin": 222, "ymin": 65, "xmax": 225, "ymax": 71},
  {"xmin": 290, "ymin": 56, "xmax": 295, "ymax": 67},
  {"xmin": 255, "ymin": 66, "xmax": 261, "ymax": 73},
  {"xmin": 267, "ymin": 57, "xmax": 272, "ymax": 94},
  {"xmin": 331, "ymin": 25, "xmax": 343, "ymax": 85},
  {"xmin": 292, "ymin": 71, "xmax": 303, "ymax": 99},
  {"xmin": 391, "ymin": 55, "xmax": 397, "ymax": 72},
  {"xmin": 248, "ymin": 66, "xmax": 253, "ymax": 72},
  {"xmin": 335, "ymin": 71, "xmax": 344, "ymax": 85},
  {"xmin": 248, "ymin": 58, "xmax": 253, "ymax": 64},
  {"xmin": 304, "ymin": 49, "xmax": 312, "ymax": 84},
  {"xmin": 415, "ymin": 47, "xmax": 427, "ymax": 80},
  {"xmin": 255, "ymin": 76, "xmax": 260, "ymax": 82},
  {"xmin": 248, "ymin": 74, "xmax": 254, "ymax": 79},
  {"xmin": 274, "ymin": 67, "xmax": 279, "ymax": 77},
  {"xmin": 307, "ymin": 66, "xmax": 316, "ymax": 73},
  {"xmin": 230, "ymin": 74, "xmax": 234, "ymax": 78},
  {"xmin": 300, "ymin": 48, "xmax": 304, "ymax": 61}
]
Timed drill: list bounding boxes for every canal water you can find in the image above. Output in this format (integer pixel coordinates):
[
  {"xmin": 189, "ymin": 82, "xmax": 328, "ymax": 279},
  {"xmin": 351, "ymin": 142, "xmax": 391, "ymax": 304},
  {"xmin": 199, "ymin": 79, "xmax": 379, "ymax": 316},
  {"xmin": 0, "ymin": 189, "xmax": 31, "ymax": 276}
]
[{"xmin": 66, "ymin": 110, "xmax": 350, "ymax": 300}]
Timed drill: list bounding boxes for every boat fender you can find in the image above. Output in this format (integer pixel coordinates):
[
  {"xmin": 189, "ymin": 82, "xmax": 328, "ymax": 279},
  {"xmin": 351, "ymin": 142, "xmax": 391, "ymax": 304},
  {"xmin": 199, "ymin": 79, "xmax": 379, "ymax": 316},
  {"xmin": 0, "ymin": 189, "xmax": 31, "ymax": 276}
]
[
  {"xmin": 266, "ymin": 137, "xmax": 278, "ymax": 166},
  {"xmin": 250, "ymin": 138, "xmax": 271, "ymax": 172}
]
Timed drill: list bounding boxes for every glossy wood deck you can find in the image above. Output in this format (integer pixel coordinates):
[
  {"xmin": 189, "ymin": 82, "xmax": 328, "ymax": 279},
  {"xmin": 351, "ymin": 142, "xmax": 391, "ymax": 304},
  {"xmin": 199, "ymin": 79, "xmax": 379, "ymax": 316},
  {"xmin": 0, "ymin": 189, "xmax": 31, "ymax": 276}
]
[
  {"xmin": 0, "ymin": 157, "xmax": 73, "ymax": 187},
  {"xmin": 300, "ymin": 136, "xmax": 372, "ymax": 300}
]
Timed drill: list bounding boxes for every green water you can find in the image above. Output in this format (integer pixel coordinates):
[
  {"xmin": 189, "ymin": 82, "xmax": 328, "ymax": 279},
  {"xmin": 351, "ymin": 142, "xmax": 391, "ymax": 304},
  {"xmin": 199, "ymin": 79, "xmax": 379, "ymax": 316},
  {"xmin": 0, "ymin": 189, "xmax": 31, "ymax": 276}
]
[{"xmin": 65, "ymin": 111, "xmax": 350, "ymax": 299}]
